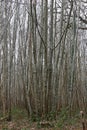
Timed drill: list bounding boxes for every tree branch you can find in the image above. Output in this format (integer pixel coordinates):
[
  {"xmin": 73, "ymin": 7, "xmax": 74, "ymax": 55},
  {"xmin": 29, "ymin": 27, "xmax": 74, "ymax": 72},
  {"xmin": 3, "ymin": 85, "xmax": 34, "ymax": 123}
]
[{"xmin": 79, "ymin": 16, "xmax": 87, "ymax": 24}]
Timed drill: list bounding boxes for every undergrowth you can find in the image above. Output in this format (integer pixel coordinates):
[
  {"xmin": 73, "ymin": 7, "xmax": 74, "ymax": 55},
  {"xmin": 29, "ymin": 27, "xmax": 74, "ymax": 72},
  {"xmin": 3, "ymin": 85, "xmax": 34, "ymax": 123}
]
[
  {"xmin": 11, "ymin": 107, "xmax": 28, "ymax": 120},
  {"xmin": 0, "ymin": 107, "xmax": 82, "ymax": 130},
  {"xmin": 56, "ymin": 107, "xmax": 80, "ymax": 129}
]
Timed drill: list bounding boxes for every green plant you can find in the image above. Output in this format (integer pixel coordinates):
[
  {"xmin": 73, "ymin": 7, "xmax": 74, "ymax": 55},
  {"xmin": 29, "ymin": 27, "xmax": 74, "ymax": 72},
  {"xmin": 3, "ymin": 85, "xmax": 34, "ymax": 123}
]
[
  {"xmin": 11, "ymin": 107, "xmax": 28, "ymax": 120},
  {"xmin": 37, "ymin": 122, "xmax": 41, "ymax": 129},
  {"xmin": 30, "ymin": 113, "xmax": 41, "ymax": 122},
  {"xmin": 56, "ymin": 107, "xmax": 69, "ymax": 129},
  {"xmin": 56, "ymin": 107, "xmax": 79, "ymax": 129},
  {"xmin": 46, "ymin": 111, "xmax": 56, "ymax": 121},
  {"xmin": 2, "ymin": 128, "xmax": 8, "ymax": 130}
]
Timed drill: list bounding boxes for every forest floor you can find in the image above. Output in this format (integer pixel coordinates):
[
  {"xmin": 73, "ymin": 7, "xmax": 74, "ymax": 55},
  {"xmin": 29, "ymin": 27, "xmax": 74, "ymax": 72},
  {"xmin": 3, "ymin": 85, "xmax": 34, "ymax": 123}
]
[
  {"xmin": 0, "ymin": 107, "xmax": 85, "ymax": 130},
  {"xmin": 0, "ymin": 120, "xmax": 83, "ymax": 130}
]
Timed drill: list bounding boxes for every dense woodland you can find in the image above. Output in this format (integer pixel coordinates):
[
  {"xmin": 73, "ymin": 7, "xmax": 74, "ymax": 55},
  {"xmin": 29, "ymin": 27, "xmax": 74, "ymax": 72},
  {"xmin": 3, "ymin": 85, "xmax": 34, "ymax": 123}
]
[{"xmin": 0, "ymin": 0, "xmax": 87, "ymax": 123}]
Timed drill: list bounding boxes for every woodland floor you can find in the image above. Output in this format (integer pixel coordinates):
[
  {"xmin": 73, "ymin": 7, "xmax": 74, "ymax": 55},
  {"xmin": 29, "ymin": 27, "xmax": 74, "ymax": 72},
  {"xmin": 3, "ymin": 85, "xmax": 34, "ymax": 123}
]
[
  {"xmin": 0, "ymin": 120, "xmax": 83, "ymax": 130},
  {"xmin": 0, "ymin": 107, "xmax": 85, "ymax": 130}
]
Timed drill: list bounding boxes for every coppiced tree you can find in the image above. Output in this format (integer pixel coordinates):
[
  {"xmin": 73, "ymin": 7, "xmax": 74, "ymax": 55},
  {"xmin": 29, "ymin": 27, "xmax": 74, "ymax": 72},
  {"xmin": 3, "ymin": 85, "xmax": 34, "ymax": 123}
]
[{"xmin": 0, "ymin": 0, "xmax": 87, "ymax": 119}]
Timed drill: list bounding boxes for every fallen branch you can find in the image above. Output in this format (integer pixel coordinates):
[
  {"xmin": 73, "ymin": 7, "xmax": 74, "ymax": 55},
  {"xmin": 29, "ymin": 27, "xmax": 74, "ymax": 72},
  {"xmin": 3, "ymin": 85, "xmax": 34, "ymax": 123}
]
[
  {"xmin": 39, "ymin": 121, "xmax": 54, "ymax": 128},
  {"xmin": 0, "ymin": 115, "xmax": 9, "ymax": 122}
]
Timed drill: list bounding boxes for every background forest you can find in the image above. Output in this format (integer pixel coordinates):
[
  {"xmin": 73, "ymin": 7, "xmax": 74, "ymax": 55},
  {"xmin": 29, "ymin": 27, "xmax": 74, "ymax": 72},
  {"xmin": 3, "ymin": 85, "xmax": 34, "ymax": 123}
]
[{"xmin": 0, "ymin": 0, "xmax": 87, "ymax": 127}]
